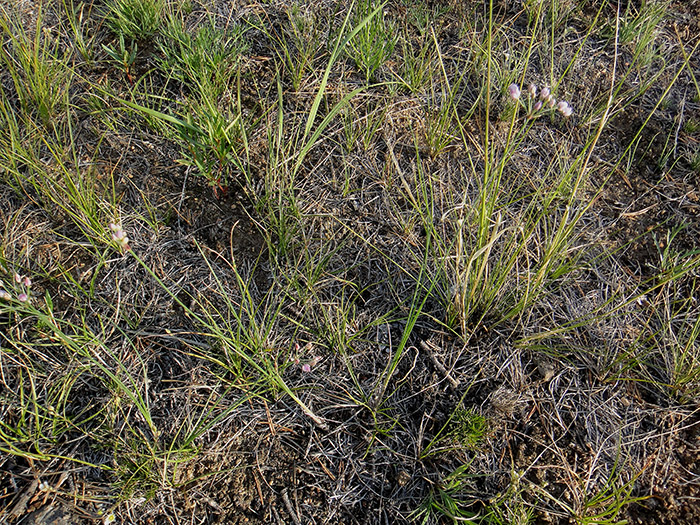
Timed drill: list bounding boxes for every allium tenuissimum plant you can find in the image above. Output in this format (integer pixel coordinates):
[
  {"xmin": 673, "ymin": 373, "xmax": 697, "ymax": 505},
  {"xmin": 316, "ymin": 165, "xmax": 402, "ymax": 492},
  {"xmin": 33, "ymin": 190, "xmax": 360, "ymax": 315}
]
[
  {"xmin": 440, "ymin": 79, "xmax": 580, "ymax": 338},
  {"xmin": 508, "ymin": 82, "xmax": 573, "ymax": 119}
]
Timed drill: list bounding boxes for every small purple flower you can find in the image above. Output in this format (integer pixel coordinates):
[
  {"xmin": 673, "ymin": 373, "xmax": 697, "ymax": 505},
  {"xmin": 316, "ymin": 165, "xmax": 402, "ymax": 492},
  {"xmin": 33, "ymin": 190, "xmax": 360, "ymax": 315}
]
[
  {"xmin": 0, "ymin": 290, "xmax": 10, "ymax": 300},
  {"xmin": 23, "ymin": 276, "xmax": 31, "ymax": 287},
  {"xmin": 17, "ymin": 293, "xmax": 28, "ymax": 302},
  {"xmin": 111, "ymin": 230, "xmax": 127, "ymax": 242},
  {"xmin": 301, "ymin": 363, "xmax": 311, "ymax": 373},
  {"xmin": 546, "ymin": 97, "xmax": 557, "ymax": 108},
  {"xmin": 539, "ymin": 87, "xmax": 550, "ymax": 100},
  {"xmin": 557, "ymin": 101, "xmax": 573, "ymax": 117},
  {"xmin": 508, "ymin": 83, "xmax": 520, "ymax": 100},
  {"xmin": 533, "ymin": 101, "xmax": 543, "ymax": 112}
]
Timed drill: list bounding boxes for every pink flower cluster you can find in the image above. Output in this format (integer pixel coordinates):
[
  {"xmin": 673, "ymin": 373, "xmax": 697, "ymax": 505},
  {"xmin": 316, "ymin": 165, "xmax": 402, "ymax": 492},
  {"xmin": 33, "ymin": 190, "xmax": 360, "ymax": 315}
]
[
  {"xmin": 292, "ymin": 342, "xmax": 321, "ymax": 373},
  {"xmin": 109, "ymin": 223, "xmax": 131, "ymax": 252},
  {"xmin": 0, "ymin": 272, "xmax": 32, "ymax": 303},
  {"xmin": 508, "ymin": 82, "xmax": 573, "ymax": 118}
]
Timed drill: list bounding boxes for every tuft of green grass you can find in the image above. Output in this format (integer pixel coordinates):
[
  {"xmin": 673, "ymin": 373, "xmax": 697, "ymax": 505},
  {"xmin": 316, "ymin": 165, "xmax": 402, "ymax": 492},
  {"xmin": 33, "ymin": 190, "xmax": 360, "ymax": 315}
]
[
  {"xmin": 59, "ymin": 0, "xmax": 98, "ymax": 65},
  {"xmin": 614, "ymin": 0, "xmax": 668, "ymax": 70},
  {"xmin": 348, "ymin": 0, "xmax": 396, "ymax": 83},
  {"xmin": 104, "ymin": 0, "xmax": 164, "ymax": 42},
  {"xmin": 394, "ymin": 30, "xmax": 436, "ymax": 94},
  {"xmin": 0, "ymin": 5, "xmax": 73, "ymax": 127},
  {"xmin": 277, "ymin": 3, "xmax": 323, "ymax": 92},
  {"xmin": 156, "ymin": 13, "xmax": 248, "ymax": 97}
]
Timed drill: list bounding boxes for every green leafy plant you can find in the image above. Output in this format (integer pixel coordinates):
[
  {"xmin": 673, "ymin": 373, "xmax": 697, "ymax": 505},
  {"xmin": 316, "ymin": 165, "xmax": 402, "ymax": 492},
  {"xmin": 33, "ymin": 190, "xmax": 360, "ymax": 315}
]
[
  {"xmin": 103, "ymin": 34, "xmax": 138, "ymax": 84},
  {"xmin": 176, "ymin": 95, "xmax": 249, "ymax": 196},
  {"xmin": 448, "ymin": 408, "xmax": 488, "ymax": 448},
  {"xmin": 411, "ymin": 464, "xmax": 480, "ymax": 524},
  {"xmin": 111, "ymin": 74, "xmax": 254, "ymax": 196}
]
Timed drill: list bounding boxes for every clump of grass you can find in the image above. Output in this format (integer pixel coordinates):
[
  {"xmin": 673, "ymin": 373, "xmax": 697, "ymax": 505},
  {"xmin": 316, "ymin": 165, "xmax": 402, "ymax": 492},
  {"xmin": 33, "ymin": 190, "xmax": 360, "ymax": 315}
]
[
  {"xmin": 277, "ymin": 3, "xmax": 322, "ymax": 91},
  {"xmin": 448, "ymin": 407, "xmax": 488, "ymax": 449},
  {"xmin": 348, "ymin": 0, "xmax": 396, "ymax": 83},
  {"xmin": 0, "ymin": 5, "xmax": 73, "ymax": 127},
  {"xmin": 156, "ymin": 14, "xmax": 248, "ymax": 97},
  {"xmin": 59, "ymin": 0, "xmax": 98, "ymax": 65},
  {"xmin": 104, "ymin": 0, "xmax": 164, "ymax": 42},
  {"xmin": 612, "ymin": 0, "xmax": 668, "ymax": 70},
  {"xmin": 394, "ymin": 30, "xmax": 436, "ymax": 94}
]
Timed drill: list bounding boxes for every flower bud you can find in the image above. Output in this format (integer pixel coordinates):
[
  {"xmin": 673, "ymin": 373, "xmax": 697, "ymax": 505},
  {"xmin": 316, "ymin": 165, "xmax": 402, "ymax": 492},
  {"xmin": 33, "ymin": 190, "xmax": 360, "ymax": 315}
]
[
  {"xmin": 540, "ymin": 87, "xmax": 550, "ymax": 100},
  {"xmin": 528, "ymin": 84, "xmax": 537, "ymax": 98},
  {"xmin": 0, "ymin": 290, "xmax": 10, "ymax": 300},
  {"xmin": 18, "ymin": 293, "xmax": 28, "ymax": 302},
  {"xmin": 23, "ymin": 276, "xmax": 31, "ymax": 287},
  {"xmin": 533, "ymin": 101, "xmax": 543, "ymax": 112}
]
